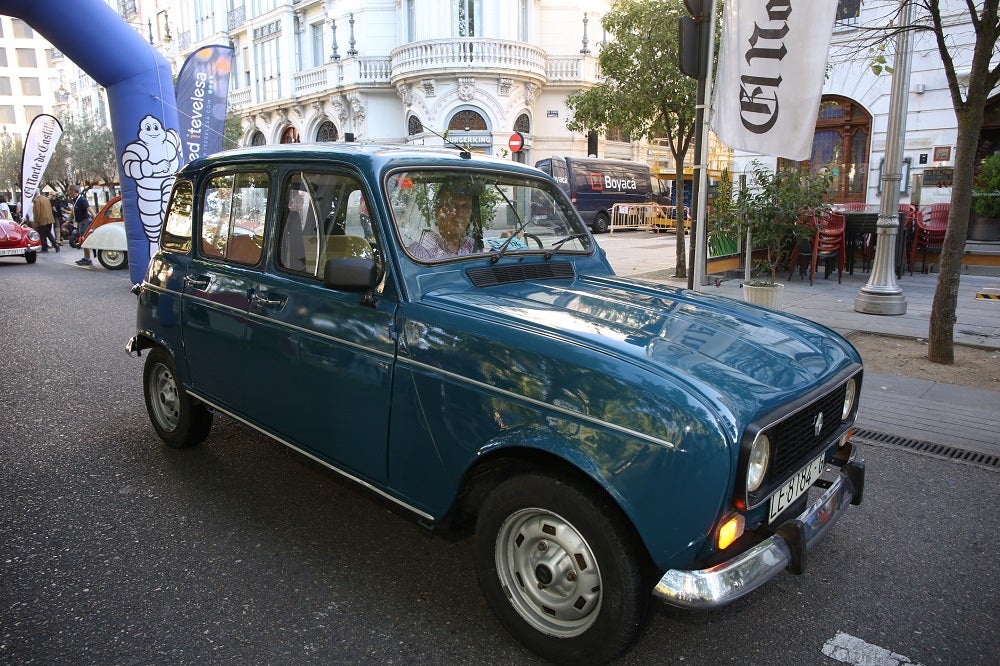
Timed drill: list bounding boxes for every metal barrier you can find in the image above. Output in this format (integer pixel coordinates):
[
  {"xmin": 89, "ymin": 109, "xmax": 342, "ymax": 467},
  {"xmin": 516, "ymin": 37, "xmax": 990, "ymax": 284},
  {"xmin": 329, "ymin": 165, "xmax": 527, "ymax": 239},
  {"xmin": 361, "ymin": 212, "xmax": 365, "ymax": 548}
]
[{"xmin": 609, "ymin": 203, "xmax": 690, "ymax": 234}]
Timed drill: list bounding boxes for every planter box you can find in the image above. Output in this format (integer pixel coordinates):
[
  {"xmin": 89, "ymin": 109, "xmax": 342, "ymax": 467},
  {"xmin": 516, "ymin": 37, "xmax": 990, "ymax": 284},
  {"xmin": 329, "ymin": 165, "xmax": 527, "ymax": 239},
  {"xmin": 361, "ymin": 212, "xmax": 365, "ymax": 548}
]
[
  {"xmin": 743, "ymin": 282, "xmax": 783, "ymax": 308},
  {"xmin": 969, "ymin": 216, "xmax": 1000, "ymax": 242}
]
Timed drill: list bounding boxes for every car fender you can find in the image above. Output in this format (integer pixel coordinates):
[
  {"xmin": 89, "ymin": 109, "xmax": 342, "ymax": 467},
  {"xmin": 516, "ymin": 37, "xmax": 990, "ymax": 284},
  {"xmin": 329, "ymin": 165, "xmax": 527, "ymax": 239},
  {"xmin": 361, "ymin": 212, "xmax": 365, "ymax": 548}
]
[{"xmin": 82, "ymin": 221, "xmax": 127, "ymax": 251}]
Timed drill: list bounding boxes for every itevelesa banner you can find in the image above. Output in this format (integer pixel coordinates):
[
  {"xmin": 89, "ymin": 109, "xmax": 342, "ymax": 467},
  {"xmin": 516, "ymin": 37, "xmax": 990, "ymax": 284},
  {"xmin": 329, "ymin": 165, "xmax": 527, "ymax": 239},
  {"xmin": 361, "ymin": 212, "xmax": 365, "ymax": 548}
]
[
  {"xmin": 713, "ymin": 0, "xmax": 839, "ymax": 160},
  {"xmin": 20, "ymin": 113, "xmax": 63, "ymax": 217},
  {"xmin": 175, "ymin": 44, "xmax": 234, "ymax": 167}
]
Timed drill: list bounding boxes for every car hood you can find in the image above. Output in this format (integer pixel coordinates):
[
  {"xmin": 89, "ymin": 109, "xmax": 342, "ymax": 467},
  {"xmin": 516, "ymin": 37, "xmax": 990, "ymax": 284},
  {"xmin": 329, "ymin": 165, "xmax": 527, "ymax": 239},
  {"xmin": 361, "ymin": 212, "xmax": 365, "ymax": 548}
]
[{"xmin": 421, "ymin": 274, "xmax": 861, "ymax": 425}]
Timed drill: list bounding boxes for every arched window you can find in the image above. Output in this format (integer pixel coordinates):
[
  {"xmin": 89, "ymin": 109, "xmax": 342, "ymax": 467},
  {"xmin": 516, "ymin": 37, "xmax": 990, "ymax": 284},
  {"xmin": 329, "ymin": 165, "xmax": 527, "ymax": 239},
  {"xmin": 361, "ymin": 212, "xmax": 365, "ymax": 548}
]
[
  {"xmin": 408, "ymin": 115, "xmax": 423, "ymax": 136},
  {"xmin": 781, "ymin": 96, "xmax": 871, "ymax": 203},
  {"xmin": 250, "ymin": 130, "xmax": 266, "ymax": 146},
  {"xmin": 316, "ymin": 121, "xmax": 339, "ymax": 142},
  {"xmin": 280, "ymin": 125, "xmax": 301, "ymax": 144},
  {"xmin": 448, "ymin": 109, "xmax": 487, "ymax": 131},
  {"xmin": 513, "ymin": 113, "xmax": 530, "ymax": 134}
]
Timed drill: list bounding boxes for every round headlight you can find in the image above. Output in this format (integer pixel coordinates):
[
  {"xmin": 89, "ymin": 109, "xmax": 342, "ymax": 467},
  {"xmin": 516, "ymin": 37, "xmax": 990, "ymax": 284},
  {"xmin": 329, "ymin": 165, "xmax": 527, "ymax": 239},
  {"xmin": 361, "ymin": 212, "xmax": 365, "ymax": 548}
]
[
  {"xmin": 842, "ymin": 377, "xmax": 857, "ymax": 420},
  {"xmin": 747, "ymin": 433, "xmax": 771, "ymax": 492},
  {"xmin": 27, "ymin": 229, "xmax": 40, "ymax": 242}
]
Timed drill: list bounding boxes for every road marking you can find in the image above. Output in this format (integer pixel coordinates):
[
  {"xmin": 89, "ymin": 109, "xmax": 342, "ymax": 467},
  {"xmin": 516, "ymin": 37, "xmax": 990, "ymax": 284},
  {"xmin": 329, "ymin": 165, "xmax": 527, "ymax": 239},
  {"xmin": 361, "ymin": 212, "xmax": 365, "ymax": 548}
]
[{"xmin": 822, "ymin": 632, "xmax": 922, "ymax": 666}]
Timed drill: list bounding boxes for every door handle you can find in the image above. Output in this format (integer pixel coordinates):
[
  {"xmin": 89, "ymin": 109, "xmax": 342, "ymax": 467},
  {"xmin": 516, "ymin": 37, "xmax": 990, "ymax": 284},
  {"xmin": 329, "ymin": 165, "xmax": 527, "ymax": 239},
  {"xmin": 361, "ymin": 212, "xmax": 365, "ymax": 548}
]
[
  {"xmin": 251, "ymin": 291, "xmax": 287, "ymax": 309},
  {"xmin": 183, "ymin": 275, "xmax": 210, "ymax": 290}
]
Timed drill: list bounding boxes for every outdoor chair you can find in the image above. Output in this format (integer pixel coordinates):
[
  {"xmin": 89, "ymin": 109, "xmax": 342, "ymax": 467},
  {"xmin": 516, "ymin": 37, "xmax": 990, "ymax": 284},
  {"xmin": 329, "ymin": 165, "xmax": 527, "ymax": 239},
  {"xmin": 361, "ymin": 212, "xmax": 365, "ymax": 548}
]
[
  {"xmin": 910, "ymin": 203, "xmax": 949, "ymax": 274},
  {"xmin": 786, "ymin": 213, "xmax": 846, "ymax": 285}
]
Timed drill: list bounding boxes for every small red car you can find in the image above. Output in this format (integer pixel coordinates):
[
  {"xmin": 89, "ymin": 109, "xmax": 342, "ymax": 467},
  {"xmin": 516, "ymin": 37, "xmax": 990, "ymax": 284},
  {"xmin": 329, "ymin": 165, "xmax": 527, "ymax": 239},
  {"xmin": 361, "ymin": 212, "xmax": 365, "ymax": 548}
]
[{"xmin": 0, "ymin": 217, "xmax": 42, "ymax": 263}]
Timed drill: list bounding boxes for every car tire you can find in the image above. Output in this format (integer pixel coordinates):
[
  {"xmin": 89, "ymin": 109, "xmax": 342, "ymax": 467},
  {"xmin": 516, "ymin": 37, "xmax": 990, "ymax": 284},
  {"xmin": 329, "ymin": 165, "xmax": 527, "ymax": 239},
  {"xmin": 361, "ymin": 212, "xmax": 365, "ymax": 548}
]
[
  {"xmin": 592, "ymin": 212, "xmax": 610, "ymax": 234},
  {"xmin": 97, "ymin": 249, "xmax": 128, "ymax": 270},
  {"xmin": 475, "ymin": 473, "xmax": 650, "ymax": 665},
  {"xmin": 25, "ymin": 251, "xmax": 37, "ymax": 264},
  {"xmin": 143, "ymin": 347, "xmax": 213, "ymax": 448}
]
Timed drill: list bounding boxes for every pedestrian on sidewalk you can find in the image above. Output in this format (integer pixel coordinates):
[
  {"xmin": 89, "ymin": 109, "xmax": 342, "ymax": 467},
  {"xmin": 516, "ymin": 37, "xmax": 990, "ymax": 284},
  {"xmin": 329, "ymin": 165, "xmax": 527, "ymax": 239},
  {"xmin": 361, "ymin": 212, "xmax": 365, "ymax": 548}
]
[
  {"xmin": 50, "ymin": 191, "xmax": 67, "ymax": 244},
  {"xmin": 32, "ymin": 191, "xmax": 59, "ymax": 252},
  {"xmin": 69, "ymin": 185, "xmax": 94, "ymax": 266}
]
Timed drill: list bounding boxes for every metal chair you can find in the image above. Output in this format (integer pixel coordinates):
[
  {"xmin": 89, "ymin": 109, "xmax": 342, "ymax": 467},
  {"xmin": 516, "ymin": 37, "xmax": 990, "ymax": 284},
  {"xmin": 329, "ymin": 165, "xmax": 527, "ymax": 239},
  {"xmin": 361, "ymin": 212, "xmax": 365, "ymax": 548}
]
[
  {"xmin": 786, "ymin": 213, "xmax": 846, "ymax": 285},
  {"xmin": 910, "ymin": 203, "xmax": 949, "ymax": 274}
]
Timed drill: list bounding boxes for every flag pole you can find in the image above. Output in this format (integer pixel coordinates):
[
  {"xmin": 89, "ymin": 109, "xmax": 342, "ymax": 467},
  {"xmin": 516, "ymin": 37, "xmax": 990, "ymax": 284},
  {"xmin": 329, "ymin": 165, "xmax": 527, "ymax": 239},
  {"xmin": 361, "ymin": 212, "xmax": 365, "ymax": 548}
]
[{"xmin": 692, "ymin": 0, "xmax": 717, "ymax": 291}]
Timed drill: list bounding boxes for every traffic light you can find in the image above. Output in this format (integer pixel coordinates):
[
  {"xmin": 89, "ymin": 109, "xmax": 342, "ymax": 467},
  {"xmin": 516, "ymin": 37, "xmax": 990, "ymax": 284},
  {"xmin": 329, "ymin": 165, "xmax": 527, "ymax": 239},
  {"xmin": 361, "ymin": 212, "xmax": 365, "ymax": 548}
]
[{"xmin": 678, "ymin": 0, "xmax": 711, "ymax": 80}]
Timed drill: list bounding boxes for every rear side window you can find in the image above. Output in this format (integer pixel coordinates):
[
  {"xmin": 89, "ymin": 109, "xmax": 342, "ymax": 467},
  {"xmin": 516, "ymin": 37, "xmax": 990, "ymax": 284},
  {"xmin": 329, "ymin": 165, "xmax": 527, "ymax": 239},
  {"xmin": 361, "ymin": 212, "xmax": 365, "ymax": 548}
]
[
  {"xmin": 200, "ymin": 171, "xmax": 269, "ymax": 265},
  {"xmin": 161, "ymin": 180, "xmax": 194, "ymax": 253}
]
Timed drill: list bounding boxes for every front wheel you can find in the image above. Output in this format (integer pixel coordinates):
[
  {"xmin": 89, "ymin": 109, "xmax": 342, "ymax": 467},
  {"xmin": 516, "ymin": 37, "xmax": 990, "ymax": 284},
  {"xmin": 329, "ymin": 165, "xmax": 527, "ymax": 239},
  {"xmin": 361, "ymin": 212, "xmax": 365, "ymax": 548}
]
[
  {"xmin": 143, "ymin": 347, "xmax": 213, "ymax": 448},
  {"xmin": 97, "ymin": 249, "xmax": 128, "ymax": 270},
  {"xmin": 25, "ymin": 251, "xmax": 37, "ymax": 264},
  {"xmin": 475, "ymin": 473, "xmax": 650, "ymax": 665}
]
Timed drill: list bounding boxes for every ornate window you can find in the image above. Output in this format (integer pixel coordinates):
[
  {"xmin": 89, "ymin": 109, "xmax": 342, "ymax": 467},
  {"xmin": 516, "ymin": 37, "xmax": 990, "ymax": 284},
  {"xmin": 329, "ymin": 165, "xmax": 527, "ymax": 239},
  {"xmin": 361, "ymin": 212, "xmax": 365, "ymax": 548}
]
[
  {"xmin": 780, "ymin": 96, "xmax": 871, "ymax": 204},
  {"xmin": 280, "ymin": 125, "xmax": 301, "ymax": 144},
  {"xmin": 408, "ymin": 115, "xmax": 423, "ymax": 136},
  {"xmin": 514, "ymin": 113, "xmax": 530, "ymax": 134},
  {"xmin": 250, "ymin": 130, "xmax": 266, "ymax": 146},
  {"xmin": 317, "ymin": 121, "xmax": 338, "ymax": 142},
  {"xmin": 455, "ymin": 0, "xmax": 482, "ymax": 37},
  {"xmin": 448, "ymin": 109, "xmax": 487, "ymax": 131}
]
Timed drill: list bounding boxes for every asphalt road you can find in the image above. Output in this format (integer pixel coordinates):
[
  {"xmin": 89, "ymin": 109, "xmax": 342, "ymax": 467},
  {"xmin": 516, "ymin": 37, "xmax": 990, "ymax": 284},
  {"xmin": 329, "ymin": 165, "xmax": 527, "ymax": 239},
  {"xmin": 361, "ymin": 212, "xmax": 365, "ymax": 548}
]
[{"xmin": 2, "ymin": 254, "xmax": 997, "ymax": 665}]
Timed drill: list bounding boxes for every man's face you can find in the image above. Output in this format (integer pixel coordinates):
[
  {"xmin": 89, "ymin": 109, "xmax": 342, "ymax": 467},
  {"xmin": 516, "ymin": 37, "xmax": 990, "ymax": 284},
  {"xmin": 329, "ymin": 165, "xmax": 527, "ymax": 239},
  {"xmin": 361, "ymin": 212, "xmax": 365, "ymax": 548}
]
[{"xmin": 436, "ymin": 191, "xmax": 473, "ymax": 241}]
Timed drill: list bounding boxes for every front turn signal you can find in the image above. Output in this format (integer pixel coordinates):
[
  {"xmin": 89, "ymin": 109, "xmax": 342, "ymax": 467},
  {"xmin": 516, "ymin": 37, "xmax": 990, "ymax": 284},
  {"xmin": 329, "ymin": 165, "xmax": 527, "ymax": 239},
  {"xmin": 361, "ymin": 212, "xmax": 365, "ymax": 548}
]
[{"xmin": 717, "ymin": 514, "xmax": 746, "ymax": 551}]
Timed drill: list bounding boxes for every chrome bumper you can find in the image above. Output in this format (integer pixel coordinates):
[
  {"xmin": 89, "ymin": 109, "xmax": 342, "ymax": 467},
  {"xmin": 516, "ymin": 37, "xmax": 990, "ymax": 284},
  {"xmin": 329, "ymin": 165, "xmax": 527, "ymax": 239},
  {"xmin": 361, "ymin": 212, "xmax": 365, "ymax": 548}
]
[{"xmin": 653, "ymin": 453, "xmax": 865, "ymax": 610}]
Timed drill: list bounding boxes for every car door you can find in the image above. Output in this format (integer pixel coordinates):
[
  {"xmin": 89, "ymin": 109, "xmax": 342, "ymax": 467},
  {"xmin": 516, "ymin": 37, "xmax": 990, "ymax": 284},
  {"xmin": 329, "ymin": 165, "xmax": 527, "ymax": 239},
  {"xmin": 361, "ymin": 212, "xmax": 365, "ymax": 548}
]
[
  {"xmin": 181, "ymin": 169, "xmax": 270, "ymax": 412},
  {"xmin": 243, "ymin": 169, "xmax": 395, "ymax": 484}
]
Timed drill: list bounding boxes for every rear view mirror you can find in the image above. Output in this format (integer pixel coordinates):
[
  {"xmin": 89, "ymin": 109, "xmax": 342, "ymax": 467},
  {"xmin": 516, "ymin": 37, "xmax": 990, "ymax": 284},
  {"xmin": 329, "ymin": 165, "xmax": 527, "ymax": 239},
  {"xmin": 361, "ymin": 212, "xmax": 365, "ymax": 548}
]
[{"xmin": 323, "ymin": 257, "xmax": 378, "ymax": 292}]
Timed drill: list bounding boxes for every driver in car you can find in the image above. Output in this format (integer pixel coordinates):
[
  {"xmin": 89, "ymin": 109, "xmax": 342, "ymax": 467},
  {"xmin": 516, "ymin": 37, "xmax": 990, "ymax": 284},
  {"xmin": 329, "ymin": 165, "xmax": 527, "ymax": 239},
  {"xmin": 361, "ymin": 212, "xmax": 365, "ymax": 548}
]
[{"xmin": 407, "ymin": 185, "xmax": 477, "ymax": 260}]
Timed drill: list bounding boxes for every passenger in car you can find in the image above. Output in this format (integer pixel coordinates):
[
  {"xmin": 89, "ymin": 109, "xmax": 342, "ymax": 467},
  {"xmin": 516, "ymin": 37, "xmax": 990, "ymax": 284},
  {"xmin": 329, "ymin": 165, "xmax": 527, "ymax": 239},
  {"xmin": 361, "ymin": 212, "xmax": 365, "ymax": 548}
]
[{"xmin": 407, "ymin": 186, "xmax": 476, "ymax": 260}]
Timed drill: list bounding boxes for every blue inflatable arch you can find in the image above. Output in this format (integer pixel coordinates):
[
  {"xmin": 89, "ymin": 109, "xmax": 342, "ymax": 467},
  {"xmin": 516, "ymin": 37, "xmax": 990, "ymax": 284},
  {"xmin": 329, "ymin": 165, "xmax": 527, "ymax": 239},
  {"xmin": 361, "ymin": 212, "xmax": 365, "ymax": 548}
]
[{"xmin": 2, "ymin": 0, "xmax": 180, "ymax": 284}]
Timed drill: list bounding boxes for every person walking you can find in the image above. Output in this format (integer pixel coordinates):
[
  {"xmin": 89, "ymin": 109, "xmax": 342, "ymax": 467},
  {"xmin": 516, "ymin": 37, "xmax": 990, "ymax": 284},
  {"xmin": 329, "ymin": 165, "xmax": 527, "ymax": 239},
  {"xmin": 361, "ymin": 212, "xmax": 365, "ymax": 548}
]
[
  {"xmin": 0, "ymin": 195, "xmax": 11, "ymax": 221},
  {"xmin": 50, "ymin": 191, "xmax": 67, "ymax": 244},
  {"xmin": 69, "ymin": 185, "xmax": 94, "ymax": 266},
  {"xmin": 32, "ymin": 191, "xmax": 59, "ymax": 252}
]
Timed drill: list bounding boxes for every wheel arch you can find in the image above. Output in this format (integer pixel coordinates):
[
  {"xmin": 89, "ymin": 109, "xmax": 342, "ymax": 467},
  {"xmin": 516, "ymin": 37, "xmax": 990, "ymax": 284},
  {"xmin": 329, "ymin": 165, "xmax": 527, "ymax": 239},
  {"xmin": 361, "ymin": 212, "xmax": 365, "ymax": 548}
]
[{"xmin": 446, "ymin": 444, "xmax": 655, "ymax": 571}]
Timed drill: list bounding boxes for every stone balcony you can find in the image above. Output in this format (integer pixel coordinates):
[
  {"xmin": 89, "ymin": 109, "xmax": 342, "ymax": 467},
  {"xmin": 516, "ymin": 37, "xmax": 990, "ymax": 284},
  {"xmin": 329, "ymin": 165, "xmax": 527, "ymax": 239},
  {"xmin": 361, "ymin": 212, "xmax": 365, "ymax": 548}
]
[{"xmin": 389, "ymin": 38, "xmax": 549, "ymax": 87}]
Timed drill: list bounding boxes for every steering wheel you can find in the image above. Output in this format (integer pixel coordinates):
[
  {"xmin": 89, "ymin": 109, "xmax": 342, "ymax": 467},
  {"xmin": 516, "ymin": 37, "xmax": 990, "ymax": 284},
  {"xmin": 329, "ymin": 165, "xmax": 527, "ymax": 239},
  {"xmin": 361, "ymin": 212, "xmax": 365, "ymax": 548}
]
[{"xmin": 524, "ymin": 233, "xmax": 543, "ymax": 249}]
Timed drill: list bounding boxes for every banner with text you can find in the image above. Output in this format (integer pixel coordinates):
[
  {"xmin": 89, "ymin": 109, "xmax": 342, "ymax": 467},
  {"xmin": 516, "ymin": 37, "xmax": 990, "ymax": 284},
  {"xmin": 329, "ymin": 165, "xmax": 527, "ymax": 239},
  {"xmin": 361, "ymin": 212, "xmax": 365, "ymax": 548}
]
[
  {"xmin": 19, "ymin": 113, "xmax": 63, "ymax": 218},
  {"xmin": 713, "ymin": 0, "xmax": 839, "ymax": 161},
  {"xmin": 175, "ymin": 44, "xmax": 233, "ymax": 167}
]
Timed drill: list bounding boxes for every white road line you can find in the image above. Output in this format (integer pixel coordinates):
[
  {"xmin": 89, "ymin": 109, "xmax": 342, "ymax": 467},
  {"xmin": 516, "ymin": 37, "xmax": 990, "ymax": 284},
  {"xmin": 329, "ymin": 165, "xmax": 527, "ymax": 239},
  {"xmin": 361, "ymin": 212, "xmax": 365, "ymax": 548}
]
[{"xmin": 822, "ymin": 632, "xmax": 922, "ymax": 666}]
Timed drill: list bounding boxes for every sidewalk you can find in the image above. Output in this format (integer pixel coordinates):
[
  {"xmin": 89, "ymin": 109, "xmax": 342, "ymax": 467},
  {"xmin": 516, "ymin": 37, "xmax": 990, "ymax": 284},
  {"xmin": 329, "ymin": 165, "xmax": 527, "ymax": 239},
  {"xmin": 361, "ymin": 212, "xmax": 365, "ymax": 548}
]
[{"xmin": 598, "ymin": 231, "xmax": 1000, "ymax": 457}]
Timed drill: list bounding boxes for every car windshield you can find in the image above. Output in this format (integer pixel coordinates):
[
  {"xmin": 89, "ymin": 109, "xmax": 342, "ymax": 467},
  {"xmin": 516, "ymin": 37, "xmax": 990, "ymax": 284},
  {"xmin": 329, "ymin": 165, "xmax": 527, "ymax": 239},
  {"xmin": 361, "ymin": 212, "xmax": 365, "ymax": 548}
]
[{"xmin": 387, "ymin": 169, "xmax": 592, "ymax": 263}]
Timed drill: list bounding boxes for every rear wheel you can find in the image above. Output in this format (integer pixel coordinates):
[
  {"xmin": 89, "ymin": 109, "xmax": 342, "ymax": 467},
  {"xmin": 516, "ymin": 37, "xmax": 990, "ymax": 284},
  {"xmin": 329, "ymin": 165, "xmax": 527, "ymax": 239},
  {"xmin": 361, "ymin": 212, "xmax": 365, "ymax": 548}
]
[
  {"xmin": 97, "ymin": 249, "xmax": 128, "ymax": 270},
  {"xmin": 143, "ymin": 347, "xmax": 212, "ymax": 448},
  {"xmin": 592, "ymin": 212, "xmax": 610, "ymax": 234},
  {"xmin": 475, "ymin": 473, "xmax": 650, "ymax": 665}
]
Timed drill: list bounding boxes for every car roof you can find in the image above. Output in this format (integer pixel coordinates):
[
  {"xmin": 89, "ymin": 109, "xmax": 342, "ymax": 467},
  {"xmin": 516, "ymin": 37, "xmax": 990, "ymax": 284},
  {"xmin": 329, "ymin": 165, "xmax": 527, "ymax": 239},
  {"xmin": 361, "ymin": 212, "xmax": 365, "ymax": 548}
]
[{"xmin": 182, "ymin": 143, "xmax": 545, "ymax": 181}]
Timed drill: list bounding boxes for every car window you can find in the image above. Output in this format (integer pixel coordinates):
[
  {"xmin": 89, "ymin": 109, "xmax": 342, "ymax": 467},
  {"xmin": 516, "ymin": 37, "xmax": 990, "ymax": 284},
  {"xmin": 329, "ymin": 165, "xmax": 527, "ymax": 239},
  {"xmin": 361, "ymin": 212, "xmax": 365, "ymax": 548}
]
[
  {"xmin": 161, "ymin": 180, "xmax": 194, "ymax": 254},
  {"xmin": 276, "ymin": 170, "xmax": 381, "ymax": 280},
  {"xmin": 200, "ymin": 171, "xmax": 269, "ymax": 265},
  {"xmin": 388, "ymin": 170, "xmax": 591, "ymax": 263}
]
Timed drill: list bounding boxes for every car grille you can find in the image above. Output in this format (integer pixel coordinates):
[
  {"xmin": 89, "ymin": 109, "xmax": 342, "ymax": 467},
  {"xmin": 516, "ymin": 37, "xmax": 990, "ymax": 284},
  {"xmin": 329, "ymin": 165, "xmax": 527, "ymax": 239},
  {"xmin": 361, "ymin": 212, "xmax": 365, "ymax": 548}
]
[
  {"xmin": 768, "ymin": 384, "xmax": 847, "ymax": 482},
  {"xmin": 745, "ymin": 380, "xmax": 851, "ymax": 509}
]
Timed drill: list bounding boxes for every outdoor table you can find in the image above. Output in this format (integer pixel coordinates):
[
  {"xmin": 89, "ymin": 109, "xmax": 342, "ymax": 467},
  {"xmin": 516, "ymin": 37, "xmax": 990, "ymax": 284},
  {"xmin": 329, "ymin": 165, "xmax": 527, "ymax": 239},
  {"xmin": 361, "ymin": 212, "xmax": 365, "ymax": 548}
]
[{"xmin": 841, "ymin": 211, "xmax": 907, "ymax": 277}]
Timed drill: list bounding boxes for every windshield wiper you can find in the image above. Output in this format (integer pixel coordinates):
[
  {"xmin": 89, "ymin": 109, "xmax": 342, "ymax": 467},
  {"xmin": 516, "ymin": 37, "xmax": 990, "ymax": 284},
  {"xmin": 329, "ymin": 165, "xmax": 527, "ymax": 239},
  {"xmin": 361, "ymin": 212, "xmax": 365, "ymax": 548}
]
[
  {"xmin": 489, "ymin": 186, "xmax": 534, "ymax": 264},
  {"xmin": 543, "ymin": 233, "xmax": 589, "ymax": 260}
]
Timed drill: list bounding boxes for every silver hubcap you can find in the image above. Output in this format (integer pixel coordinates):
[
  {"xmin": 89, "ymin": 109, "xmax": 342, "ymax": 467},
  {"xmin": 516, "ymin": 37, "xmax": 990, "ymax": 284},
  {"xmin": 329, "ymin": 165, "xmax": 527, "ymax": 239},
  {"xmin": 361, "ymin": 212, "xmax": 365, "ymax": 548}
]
[
  {"xmin": 149, "ymin": 363, "xmax": 180, "ymax": 431},
  {"xmin": 102, "ymin": 250, "xmax": 125, "ymax": 267},
  {"xmin": 495, "ymin": 508, "xmax": 602, "ymax": 637}
]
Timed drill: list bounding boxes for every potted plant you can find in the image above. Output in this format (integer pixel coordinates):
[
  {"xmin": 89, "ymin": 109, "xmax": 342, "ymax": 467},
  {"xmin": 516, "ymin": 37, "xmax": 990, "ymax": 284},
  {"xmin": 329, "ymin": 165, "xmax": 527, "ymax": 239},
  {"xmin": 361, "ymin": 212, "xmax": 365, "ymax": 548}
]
[
  {"xmin": 970, "ymin": 152, "xmax": 1000, "ymax": 241},
  {"xmin": 720, "ymin": 162, "xmax": 832, "ymax": 307}
]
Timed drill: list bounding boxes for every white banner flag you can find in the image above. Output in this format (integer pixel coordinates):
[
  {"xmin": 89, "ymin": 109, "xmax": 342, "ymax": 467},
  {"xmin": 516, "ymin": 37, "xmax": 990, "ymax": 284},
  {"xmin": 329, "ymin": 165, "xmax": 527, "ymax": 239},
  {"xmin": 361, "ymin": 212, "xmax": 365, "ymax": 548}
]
[
  {"xmin": 20, "ymin": 113, "xmax": 63, "ymax": 216},
  {"xmin": 712, "ymin": 0, "xmax": 839, "ymax": 161}
]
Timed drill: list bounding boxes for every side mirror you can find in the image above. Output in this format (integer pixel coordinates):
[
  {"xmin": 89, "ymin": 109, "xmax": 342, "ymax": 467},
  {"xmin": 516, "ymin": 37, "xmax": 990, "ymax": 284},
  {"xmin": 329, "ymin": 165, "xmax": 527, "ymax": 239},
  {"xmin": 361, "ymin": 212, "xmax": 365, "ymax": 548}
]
[{"xmin": 323, "ymin": 257, "xmax": 378, "ymax": 292}]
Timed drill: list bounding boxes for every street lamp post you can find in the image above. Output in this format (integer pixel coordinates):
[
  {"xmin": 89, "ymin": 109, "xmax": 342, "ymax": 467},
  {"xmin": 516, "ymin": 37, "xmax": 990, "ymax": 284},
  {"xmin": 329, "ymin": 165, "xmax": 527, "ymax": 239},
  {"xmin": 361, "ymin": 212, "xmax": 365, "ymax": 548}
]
[{"xmin": 855, "ymin": 1, "xmax": 912, "ymax": 315}]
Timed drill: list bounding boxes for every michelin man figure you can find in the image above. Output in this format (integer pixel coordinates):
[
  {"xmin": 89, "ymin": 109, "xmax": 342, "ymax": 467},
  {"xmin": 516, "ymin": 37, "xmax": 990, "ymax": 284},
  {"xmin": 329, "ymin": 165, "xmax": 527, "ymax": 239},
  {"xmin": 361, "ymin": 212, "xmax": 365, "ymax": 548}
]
[{"xmin": 121, "ymin": 115, "xmax": 181, "ymax": 256}]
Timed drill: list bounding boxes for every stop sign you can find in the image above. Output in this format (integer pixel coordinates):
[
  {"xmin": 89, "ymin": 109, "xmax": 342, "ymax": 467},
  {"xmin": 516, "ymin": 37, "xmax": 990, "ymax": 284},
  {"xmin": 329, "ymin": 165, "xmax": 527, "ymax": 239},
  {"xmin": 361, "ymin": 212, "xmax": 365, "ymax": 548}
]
[{"xmin": 508, "ymin": 132, "xmax": 524, "ymax": 152}]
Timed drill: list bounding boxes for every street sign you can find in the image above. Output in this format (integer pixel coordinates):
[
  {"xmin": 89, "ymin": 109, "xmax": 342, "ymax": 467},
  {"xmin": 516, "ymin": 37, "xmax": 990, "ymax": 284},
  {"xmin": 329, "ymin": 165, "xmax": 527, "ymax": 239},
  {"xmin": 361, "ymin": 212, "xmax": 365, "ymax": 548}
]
[{"xmin": 508, "ymin": 132, "xmax": 524, "ymax": 153}]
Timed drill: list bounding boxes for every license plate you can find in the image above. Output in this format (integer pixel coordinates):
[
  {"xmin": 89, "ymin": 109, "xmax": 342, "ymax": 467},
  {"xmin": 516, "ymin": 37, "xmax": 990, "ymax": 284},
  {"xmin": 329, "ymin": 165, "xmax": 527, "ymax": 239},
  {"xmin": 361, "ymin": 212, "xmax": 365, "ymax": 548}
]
[
  {"xmin": 768, "ymin": 454, "xmax": 825, "ymax": 523},
  {"xmin": 0, "ymin": 247, "xmax": 26, "ymax": 256}
]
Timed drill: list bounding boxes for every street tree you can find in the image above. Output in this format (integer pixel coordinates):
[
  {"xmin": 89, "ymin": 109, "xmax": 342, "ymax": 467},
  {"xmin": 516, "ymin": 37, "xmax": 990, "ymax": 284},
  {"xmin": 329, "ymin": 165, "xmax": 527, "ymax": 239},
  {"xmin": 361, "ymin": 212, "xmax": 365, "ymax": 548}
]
[
  {"xmin": 918, "ymin": 0, "xmax": 999, "ymax": 363},
  {"xmin": 854, "ymin": 1, "xmax": 999, "ymax": 363},
  {"xmin": 566, "ymin": 0, "xmax": 699, "ymax": 279}
]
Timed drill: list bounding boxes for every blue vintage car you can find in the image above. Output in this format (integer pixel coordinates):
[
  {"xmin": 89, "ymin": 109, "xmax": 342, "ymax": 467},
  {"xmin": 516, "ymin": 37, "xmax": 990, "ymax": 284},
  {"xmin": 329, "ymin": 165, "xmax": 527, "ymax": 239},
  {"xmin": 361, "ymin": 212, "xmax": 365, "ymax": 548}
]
[{"xmin": 128, "ymin": 144, "xmax": 864, "ymax": 664}]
